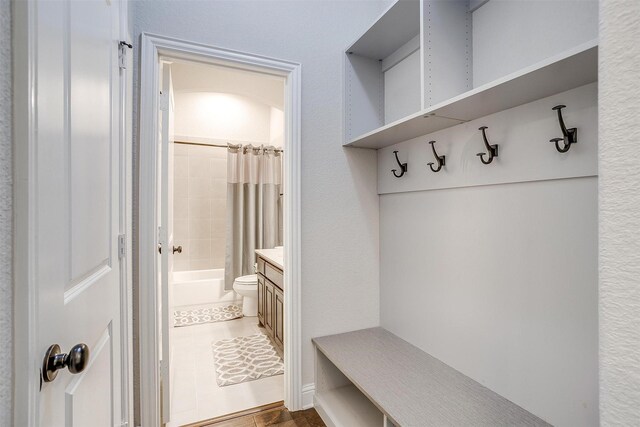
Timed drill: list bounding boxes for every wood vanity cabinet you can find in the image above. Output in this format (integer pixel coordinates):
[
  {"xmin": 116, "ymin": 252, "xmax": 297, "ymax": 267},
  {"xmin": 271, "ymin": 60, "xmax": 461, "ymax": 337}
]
[
  {"xmin": 274, "ymin": 287, "xmax": 284, "ymax": 349},
  {"xmin": 264, "ymin": 280, "xmax": 274, "ymax": 337},
  {"xmin": 256, "ymin": 254, "xmax": 284, "ymax": 355},
  {"xmin": 257, "ymin": 275, "xmax": 265, "ymax": 326}
]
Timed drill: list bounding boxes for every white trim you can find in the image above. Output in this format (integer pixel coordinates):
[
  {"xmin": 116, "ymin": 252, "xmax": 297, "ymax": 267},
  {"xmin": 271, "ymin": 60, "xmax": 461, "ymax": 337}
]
[
  {"xmin": 138, "ymin": 33, "xmax": 303, "ymax": 427},
  {"xmin": 13, "ymin": 0, "xmax": 39, "ymax": 425},
  {"xmin": 119, "ymin": 2, "xmax": 134, "ymax": 427},
  {"xmin": 302, "ymin": 383, "xmax": 316, "ymax": 410}
]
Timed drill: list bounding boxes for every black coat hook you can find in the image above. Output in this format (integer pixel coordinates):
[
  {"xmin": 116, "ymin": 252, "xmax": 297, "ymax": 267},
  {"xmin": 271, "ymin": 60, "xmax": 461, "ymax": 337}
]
[
  {"xmin": 549, "ymin": 105, "xmax": 577, "ymax": 153},
  {"xmin": 427, "ymin": 141, "xmax": 445, "ymax": 173},
  {"xmin": 392, "ymin": 150, "xmax": 407, "ymax": 178},
  {"xmin": 119, "ymin": 41, "xmax": 133, "ymax": 49},
  {"xmin": 476, "ymin": 126, "xmax": 498, "ymax": 165}
]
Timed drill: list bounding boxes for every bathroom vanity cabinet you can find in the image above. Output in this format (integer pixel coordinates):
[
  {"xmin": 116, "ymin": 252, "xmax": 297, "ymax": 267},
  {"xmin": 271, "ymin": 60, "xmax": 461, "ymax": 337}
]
[{"xmin": 256, "ymin": 250, "xmax": 284, "ymax": 356}]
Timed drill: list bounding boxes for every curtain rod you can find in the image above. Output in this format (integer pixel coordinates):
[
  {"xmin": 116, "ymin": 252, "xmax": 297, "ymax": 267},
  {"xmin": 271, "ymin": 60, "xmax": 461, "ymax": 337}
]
[{"xmin": 174, "ymin": 140, "xmax": 283, "ymax": 152}]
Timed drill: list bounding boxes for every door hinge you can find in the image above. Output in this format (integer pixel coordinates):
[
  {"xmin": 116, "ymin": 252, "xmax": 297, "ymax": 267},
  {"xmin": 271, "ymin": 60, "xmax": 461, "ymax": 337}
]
[
  {"xmin": 118, "ymin": 41, "xmax": 132, "ymax": 70},
  {"xmin": 158, "ymin": 92, "xmax": 169, "ymax": 111},
  {"xmin": 118, "ymin": 234, "xmax": 126, "ymax": 259}
]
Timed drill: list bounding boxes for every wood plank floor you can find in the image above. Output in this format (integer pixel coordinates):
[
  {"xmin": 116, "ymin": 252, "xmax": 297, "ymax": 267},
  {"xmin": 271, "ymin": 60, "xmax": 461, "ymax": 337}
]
[{"xmin": 189, "ymin": 403, "xmax": 325, "ymax": 427}]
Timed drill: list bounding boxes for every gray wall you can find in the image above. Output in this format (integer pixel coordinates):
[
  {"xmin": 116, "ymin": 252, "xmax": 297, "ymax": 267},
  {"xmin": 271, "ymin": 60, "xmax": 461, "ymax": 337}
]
[
  {"xmin": 380, "ymin": 177, "xmax": 598, "ymax": 426},
  {"xmin": 130, "ymin": 0, "xmax": 387, "ymax": 418},
  {"xmin": 0, "ymin": 0, "xmax": 12, "ymax": 425},
  {"xmin": 599, "ymin": 0, "xmax": 640, "ymax": 424}
]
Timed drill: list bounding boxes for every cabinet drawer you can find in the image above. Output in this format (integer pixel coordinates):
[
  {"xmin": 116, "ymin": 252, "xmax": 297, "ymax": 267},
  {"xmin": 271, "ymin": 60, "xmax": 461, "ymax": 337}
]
[
  {"xmin": 257, "ymin": 257, "xmax": 266, "ymax": 275},
  {"xmin": 265, "ymin": 263, "xmax": 283, "ymax": 290}
]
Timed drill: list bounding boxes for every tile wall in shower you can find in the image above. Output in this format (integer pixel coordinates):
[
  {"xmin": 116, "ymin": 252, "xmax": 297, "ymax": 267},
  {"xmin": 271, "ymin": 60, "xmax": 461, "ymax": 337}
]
[{"xmin": 173, "ymin": 143, "xmax": 227, "ymax": 271}]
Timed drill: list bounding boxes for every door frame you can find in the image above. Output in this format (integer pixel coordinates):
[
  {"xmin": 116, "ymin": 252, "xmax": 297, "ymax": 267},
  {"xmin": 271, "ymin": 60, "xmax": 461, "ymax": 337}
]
[
  {"xmin": 12, "ymin": 1, "xmax": 133, "ymax": 426},
  {"xmin": 137, "ymin": 33, "xmax": 302, "ymax": 426}
]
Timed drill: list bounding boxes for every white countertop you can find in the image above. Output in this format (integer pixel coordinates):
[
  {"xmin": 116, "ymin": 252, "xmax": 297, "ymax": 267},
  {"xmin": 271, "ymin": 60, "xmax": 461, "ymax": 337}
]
[{"xmin": 255, "ymin": 247, "xmax": 284, "ymax": 270}]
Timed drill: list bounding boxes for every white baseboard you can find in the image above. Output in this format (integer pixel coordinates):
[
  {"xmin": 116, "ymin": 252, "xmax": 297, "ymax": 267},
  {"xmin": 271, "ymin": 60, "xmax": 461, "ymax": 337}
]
[{"xmin": 301, "ymin": 383, "xmax": 315, "ymax": 409}]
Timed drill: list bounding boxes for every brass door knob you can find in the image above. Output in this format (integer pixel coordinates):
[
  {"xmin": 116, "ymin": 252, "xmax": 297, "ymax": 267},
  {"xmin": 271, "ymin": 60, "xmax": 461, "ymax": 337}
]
[{"xmin": 42, "ymin": 343, "xmax": 90, "ymax": 383}]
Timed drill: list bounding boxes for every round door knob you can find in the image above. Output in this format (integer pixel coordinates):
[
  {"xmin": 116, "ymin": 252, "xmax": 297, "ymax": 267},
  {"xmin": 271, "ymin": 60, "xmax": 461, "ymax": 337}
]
[
  {"xmin": 42, "ymin": 343, "xmax": 90, "ymax": 383},
  {"xmin": 172, "ymin": 245, "xmax": 182, "ymax": 254}
]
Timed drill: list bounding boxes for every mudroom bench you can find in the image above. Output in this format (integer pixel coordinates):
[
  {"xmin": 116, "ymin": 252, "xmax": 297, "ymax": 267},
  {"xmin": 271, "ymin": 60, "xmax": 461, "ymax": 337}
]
[{"xmin": 312, "ymin": 327, "xmax": 550, "ymax": 427}]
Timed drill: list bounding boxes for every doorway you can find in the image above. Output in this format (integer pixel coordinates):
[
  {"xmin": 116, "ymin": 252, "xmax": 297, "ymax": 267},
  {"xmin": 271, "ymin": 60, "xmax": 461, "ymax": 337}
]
[{"xmin": 138, "ymin": 34, "xmax": 302, "ymax": 427}]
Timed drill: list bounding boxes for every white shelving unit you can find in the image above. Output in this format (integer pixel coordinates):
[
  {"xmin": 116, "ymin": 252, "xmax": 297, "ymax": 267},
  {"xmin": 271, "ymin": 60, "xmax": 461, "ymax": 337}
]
[
  {"xmin": 344, "ymin": 0, "xmax": 422, "ymax": 142},
  {"xmin": 314, "ymin": 384, "xmax": 384, "ymax": 427},
  {"xmin": 346, "ymin": 0, "xmax": 420, "ymax": 60},
  {"xmin": 343, "ymin": 0, "xmax": 598, "ymax": 150},
  {"xmin": 346, "ymin": 40, "xmax": 597, "ymax": 149},
  {"xmin": 344, "ymin": 0, "xmax": 471, "ymax": 144}
]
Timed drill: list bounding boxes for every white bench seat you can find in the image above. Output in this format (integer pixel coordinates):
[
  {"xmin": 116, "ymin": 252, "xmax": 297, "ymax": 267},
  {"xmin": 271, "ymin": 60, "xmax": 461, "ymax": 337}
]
[{"xmin": 312, "ymin": 327, "xmax": 550, "ymax": 427}]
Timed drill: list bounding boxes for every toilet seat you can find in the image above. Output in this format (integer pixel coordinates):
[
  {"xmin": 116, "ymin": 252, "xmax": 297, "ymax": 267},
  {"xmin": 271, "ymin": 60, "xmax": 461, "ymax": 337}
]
[{"xmin": 234, "ymin": 274, "xmax": 257, "ymax": 285}]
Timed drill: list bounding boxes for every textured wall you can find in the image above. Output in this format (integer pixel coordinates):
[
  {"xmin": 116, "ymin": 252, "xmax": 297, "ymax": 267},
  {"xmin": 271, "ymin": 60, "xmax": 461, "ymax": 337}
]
[
  {"xmin": 0, "ymin": 0, "xmax": 12, "ymax": 425},
  {"xmin": 131, "ymin": 0, "xmax": 387, "ymax": 416},
  {"xmin": 599, "ymin": 1, "xmax": 640, "ymax": 424}
]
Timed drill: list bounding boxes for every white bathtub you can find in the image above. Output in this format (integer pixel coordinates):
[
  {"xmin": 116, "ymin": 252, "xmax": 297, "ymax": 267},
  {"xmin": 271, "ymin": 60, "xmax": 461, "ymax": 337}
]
[{"xmin": 170, "ymin": 269, "xmax": 240, "ymax": 308}]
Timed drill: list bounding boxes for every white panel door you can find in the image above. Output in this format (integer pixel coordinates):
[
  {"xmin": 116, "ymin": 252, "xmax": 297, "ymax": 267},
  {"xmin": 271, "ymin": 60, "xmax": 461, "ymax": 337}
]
[
  {"xmin": 33, "ymin": 0, "xmax": 125, "ymax": 426},
  {"xmin": 159, "ymin": 62, "xmax": 176, "ymax": 424}
]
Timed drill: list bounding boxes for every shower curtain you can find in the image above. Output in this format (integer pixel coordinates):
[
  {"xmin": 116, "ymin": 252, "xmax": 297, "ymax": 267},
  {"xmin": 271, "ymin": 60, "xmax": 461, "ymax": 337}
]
[{"xmin": 225, "ymin": 145, "xmax": 282, "ymax": 290}]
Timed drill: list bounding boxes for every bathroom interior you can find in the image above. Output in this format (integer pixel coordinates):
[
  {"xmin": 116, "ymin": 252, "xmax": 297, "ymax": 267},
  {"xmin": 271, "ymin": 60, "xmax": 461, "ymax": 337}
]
[{"xmin": 160, "ymin": 60, "xmax": 286, "ymax": 427}]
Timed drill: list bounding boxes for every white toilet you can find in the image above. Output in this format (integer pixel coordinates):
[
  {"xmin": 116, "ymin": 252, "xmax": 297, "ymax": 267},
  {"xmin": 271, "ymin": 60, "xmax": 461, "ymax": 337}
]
[{"xmin": 233, "ymin": 274, "xmax": 258, "ymax": 317}]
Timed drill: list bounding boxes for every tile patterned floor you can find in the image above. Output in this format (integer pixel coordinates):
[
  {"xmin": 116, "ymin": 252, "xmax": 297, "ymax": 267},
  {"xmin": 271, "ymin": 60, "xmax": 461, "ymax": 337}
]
[
  {"xmin": 200, "ymin": 405, "xmax": 325, "ymax": 427},
  {"xmin": 168, "ymin": 316, "xmax": 284, "ymax": 427}
]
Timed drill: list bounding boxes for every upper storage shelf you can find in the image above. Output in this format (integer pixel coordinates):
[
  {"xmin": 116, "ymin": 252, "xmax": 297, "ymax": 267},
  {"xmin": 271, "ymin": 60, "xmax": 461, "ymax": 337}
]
[
  {"xmin": 346, "ymin": 0, "xmax": 420, "ymax": 60},
  {"xmin": 345, "ymin": 40, "xmax": 598, "ymax": 149},
  {"xmin": 343, "ymin": 0, "xmax": 599, "ymax": 149},
  {"xmin": 344, "ymin": 0, "xmax": 425, "ymax": 142}
]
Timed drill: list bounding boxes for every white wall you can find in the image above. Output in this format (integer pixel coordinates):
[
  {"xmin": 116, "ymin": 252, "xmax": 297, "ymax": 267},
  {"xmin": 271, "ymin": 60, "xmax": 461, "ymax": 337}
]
[
  {"xmin": 380, "ymin": 177, "xmax": 598, "ymax": 426},
  {"xmin": 269, "ymin": 106, "xmax": 285, "ymax": 148},
  {"xmin": 0, "ymin": 0, "xmax": 12, "ymax": 425},
  {"xmin": 473, "ymin": 0, "xmax": 598, "ymax": 87},
  {"xmin": 599, "ymin": 1, "xmax": 640, "ymax": 424},
  {"xmin": 173, "ymin": 92, "xmax": 273, "ymax": 144},
  {"xmin": 131, "ymin": 1, "xmax": 388, "ymax": 417}
]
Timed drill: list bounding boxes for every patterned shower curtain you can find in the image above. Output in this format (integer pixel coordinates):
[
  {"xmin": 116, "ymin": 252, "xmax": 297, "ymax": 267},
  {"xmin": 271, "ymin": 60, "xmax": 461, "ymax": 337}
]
[{"xmin": 225, "ymin": 144, "xmax": 282, "ymax": 290}]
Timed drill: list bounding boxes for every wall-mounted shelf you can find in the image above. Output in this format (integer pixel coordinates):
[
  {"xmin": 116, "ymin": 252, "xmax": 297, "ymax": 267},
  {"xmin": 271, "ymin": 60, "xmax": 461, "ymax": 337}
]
[
  {"xmin": 345, "ymin": 40, "xmax": 597, "ymax": 149},
  {"xmin": 346, "ymin": 0, "xmax": 420, "ymax": 60},
  {"xmin": 344, "ymin": 0, "xmax": 471, "ymax": 142}
]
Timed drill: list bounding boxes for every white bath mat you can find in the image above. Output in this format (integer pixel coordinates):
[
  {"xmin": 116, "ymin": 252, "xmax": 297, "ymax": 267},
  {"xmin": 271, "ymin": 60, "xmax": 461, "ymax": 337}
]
[
  {"xmin": 211, "ymin": 333, "xmax": 284, "ymax": 387},
  {"xmin": 173, "ymin": 304, "xmax": 242, "ymax": 327}
]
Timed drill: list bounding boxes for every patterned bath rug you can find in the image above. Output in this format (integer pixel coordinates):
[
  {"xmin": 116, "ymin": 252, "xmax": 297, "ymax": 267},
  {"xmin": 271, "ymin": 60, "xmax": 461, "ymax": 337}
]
[
  {"xmin": 173, "ymin": 304, "xmax": 242, "ymax": 327},
  {"xmin": 211, "ymin": 333, "xmax": 284, "ymax": 387}
]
